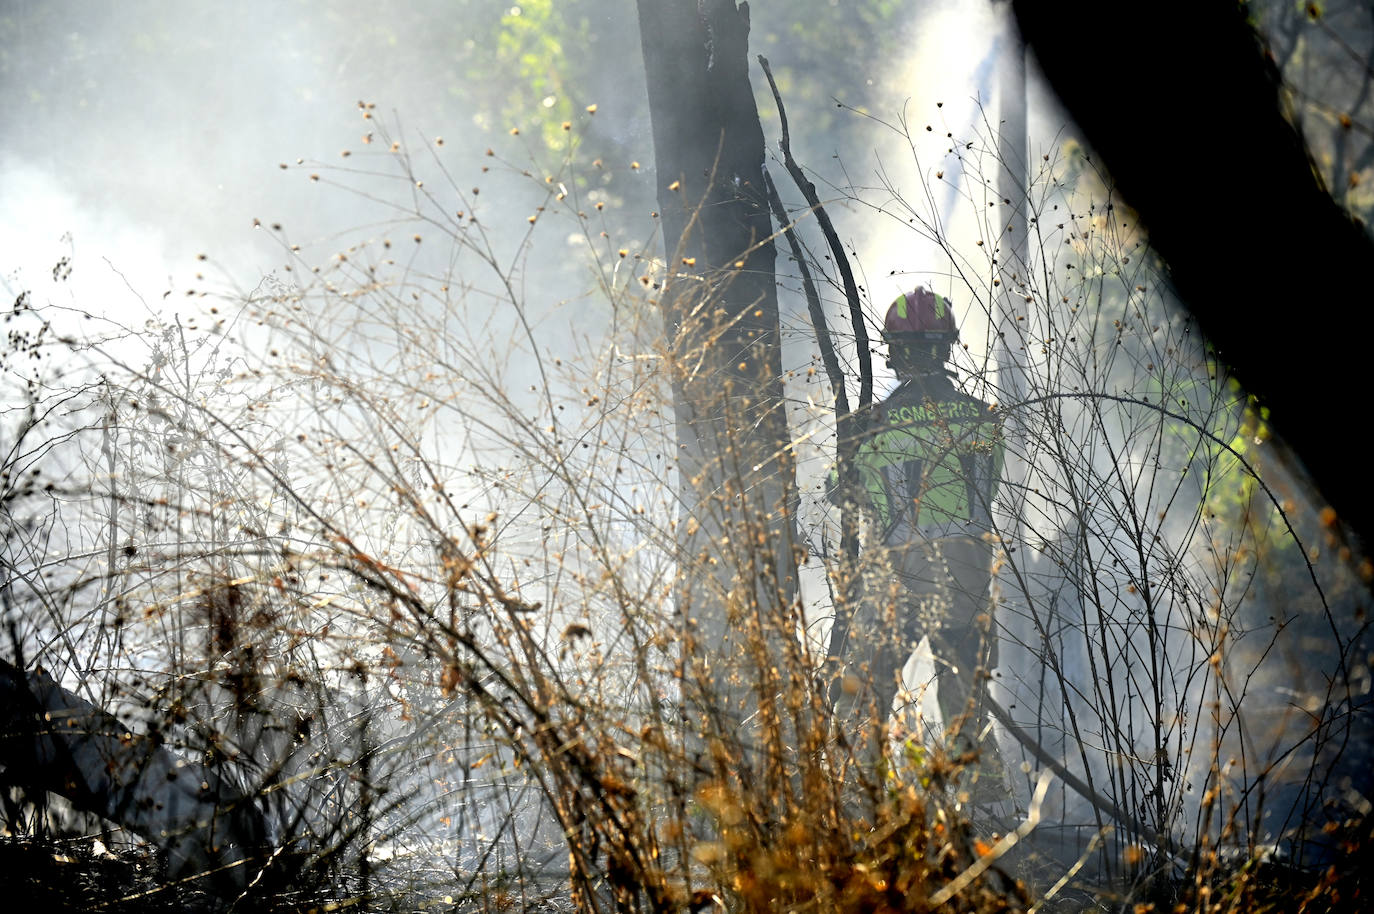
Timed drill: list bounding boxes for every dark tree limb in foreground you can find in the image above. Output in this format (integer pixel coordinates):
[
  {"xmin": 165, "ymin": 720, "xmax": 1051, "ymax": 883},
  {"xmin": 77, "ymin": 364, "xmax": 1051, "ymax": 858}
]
[
  {"xmin": 1011, "ymin": 0, "xmax": 1374, "ymax": 545},
  {"xmin": 0, "ymin": 658, "xmax": 269, "ymax": 902}
]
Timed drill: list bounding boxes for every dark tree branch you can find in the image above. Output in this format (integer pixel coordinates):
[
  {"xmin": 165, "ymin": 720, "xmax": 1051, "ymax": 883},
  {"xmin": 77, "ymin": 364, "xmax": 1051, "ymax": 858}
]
[
  {"xmin": 755, "ymin": 55, "xmax": 873, "ymax": 711},
  {"xmin": 986, "ymin": 695, "xmax": 1177, "ymax": 854},
  {"xmin": 0, "ymin": 657, "xmax": 270, "ymax": 900},
  {"xmin": 758, "ymin": 54, "xmax": 873, "ymax": 414},
  {"xmin": 762, "ymin": 170, "xmax": 847, "ymax": 416}
]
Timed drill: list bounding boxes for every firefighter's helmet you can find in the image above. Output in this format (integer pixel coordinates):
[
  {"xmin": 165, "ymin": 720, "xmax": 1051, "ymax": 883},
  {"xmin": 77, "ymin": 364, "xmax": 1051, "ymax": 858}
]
[{"xmin": 882, "ymin": 287, "xmax": 958, "ymax": 344}]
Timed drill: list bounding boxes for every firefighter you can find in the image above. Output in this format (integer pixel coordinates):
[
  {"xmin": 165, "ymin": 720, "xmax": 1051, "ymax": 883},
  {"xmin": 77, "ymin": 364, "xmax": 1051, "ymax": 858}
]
[{"xmin": 832, "ymin": 286, "xmax": 1006, "ymax": 788}]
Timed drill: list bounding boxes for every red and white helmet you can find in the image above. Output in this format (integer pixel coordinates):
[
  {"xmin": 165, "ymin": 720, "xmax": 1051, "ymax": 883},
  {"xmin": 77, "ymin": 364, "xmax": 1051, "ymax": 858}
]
[{"xmin": 882, "ymin": 287, "xmax": 958, "ymax": 344}]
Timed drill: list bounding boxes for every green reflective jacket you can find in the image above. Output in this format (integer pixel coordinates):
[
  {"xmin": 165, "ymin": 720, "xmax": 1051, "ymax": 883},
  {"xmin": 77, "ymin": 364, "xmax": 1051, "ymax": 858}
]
[{"xmin": 844, "ymin": 375, "xmax": 1003, "ymax": 538}]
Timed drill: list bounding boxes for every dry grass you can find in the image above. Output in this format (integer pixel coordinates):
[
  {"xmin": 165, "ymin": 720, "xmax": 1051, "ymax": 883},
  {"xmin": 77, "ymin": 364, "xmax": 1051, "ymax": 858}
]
[{"xmin": 1, "ymin": 103, "xmax": 1369, "ymax": 914}]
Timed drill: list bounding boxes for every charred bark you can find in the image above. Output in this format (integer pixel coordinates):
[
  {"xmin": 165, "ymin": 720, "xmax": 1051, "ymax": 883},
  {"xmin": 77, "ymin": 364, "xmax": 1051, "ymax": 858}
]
[{"xmin": 636, "ymin": 0, "xmax": 799, "ymax": 767}]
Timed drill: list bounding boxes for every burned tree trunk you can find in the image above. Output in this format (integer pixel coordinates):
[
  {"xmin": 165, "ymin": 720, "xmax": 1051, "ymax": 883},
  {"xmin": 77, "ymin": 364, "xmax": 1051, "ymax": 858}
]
[{"xmin": 636, "ymin": 0, "xmax": 799, "ymax": 769}]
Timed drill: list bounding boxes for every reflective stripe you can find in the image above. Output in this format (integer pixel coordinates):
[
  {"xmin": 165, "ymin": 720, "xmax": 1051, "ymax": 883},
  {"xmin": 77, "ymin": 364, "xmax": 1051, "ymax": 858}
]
[
  {"xmin": 895, "ymin": 289, "xmax": 948, "ymax": 323},
  {"xmin": 854, "ymin": 390, "xmax": 1002, "ymax": 532}
]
